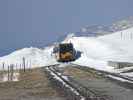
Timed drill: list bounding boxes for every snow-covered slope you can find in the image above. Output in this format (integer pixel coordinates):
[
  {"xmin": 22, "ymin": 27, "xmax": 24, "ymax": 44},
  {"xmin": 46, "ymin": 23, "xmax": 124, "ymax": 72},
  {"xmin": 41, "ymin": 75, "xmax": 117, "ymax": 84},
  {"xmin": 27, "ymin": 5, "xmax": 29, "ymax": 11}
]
[
  {"xmin": 98, "ymin": 27, "xmax": 133, "ymax": 62},
  {"xmin": 63, "ymin": 35, "xmax": 115, "ymax": 71},
  {"xmin": 64, "ymin": 27, "xmax": 133, "ymax": 71},
  {"xmin": 77, "ymin": 25, "xmax": 112, "ymax": 37},
  {"xmin": 76, "ymin": 17, "xmax": 133, "ymax": 37},
  {"xmin": 111, "ymin": 16, "xmax": 133, "ymax": 31},
  {"xmin": 0, "ymin": 27, "xmax": 133, "ymax": 72},
  {"xmin": 0, "ymin": 47, "xmax": 57, "ymax": 69}
]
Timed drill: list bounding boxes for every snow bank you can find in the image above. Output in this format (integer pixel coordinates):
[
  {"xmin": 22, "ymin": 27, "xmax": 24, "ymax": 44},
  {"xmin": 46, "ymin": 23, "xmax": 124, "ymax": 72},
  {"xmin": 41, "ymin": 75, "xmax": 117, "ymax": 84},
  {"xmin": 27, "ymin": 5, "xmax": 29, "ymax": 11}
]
[
  {"xmin": 0, "ymin": 47, "xmax": 57, "ymax": 70},
  {"xmin": 0, "ymin": 27, "xmax": 133, "ymax": 72},
  {"xmin": 64, "ymin": 27, "xmax": 133, "ymax": 72},
  {"xmin": 98, "ymin": 27, "xmax": 133, "ymax": 62}
]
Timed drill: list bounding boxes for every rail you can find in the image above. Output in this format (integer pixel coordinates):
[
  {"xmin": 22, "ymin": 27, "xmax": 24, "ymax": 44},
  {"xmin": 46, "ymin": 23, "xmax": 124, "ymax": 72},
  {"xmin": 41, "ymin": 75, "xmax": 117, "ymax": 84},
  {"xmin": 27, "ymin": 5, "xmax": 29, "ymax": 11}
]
[
  {"xmin": 70, "ymin": 63, "xmax": 133, "ymax": 84},
  {"xmin": 45, "ymin": 64, "xmax": 108, "ymax": 100}
]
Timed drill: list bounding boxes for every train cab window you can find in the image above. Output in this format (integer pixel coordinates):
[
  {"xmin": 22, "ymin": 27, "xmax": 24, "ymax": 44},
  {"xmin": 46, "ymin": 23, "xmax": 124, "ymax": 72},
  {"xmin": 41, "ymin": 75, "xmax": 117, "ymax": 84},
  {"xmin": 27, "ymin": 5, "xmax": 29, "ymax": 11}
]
[{"xmin": 59, "ymin": 43, "xmax": 73, "ymax": 53}]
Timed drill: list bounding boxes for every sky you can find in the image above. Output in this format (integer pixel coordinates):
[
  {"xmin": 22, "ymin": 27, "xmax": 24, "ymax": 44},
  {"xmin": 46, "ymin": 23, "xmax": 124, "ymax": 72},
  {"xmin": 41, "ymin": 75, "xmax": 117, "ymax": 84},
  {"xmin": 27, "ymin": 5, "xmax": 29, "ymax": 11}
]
[{"xmin": 0, "ymin": 0, "xmax": 133, "ymax": 56}]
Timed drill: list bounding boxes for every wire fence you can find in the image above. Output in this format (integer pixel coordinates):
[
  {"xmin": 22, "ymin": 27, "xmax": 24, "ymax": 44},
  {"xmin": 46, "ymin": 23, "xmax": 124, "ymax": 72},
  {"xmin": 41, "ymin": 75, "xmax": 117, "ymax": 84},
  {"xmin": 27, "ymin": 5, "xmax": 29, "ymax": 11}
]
[{"xmin": 0, "ymin": 57, "xmax": 32, "ymax": 82}]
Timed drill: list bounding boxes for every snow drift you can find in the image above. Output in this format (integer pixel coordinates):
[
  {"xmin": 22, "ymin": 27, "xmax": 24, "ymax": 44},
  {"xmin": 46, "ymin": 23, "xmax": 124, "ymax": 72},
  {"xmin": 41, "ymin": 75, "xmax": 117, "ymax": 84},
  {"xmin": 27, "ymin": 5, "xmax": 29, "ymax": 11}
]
[
  {"xmin": 0, "ymin": 27, "xmax": 133, "ymax": 72},
  {"xmin": 0, "ymin": 47, "xmax": 57, "ymax": 69},
  {"xmin": 64, "ymin": 27, "xmax": 133, "ymax": 71}
]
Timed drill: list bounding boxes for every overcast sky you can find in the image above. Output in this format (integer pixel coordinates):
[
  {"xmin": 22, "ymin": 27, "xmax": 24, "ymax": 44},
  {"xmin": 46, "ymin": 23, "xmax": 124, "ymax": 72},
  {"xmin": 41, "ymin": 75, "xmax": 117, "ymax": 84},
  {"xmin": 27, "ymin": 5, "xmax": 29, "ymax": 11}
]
[{"xmin": 0, "ymin": 0, "xmax": 133, "ymax": 56}]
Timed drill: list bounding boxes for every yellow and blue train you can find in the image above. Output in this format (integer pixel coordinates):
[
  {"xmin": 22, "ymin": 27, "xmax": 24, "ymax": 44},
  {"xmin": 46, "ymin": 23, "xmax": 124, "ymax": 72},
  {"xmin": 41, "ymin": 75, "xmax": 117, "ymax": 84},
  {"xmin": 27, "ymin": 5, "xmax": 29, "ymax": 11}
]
[{"xmin": 53, "ymin": 43, "xmax": 76, "ymax": 62}]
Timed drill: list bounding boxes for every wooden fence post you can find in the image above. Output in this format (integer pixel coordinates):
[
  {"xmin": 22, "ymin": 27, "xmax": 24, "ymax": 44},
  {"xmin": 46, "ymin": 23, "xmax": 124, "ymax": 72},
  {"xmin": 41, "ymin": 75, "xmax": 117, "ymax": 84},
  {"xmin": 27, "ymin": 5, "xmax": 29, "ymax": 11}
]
[
  {"xmin": 2, "ymin": 62, "xmax": 5, "ymax": 71},
  {"xmin": 20, "ymin": 64, "xmax": 21, "ymax": 71},
  {"xmin": 23, "ymin": 57, "xmax": 26, "ymax": 72},
  {"xmin": 8, "ymin": 65, "xmax": 10, "ymax": 81},
  {"xmin": 10, "ymin": 64, "xmax": 14, "ymax": 81}
]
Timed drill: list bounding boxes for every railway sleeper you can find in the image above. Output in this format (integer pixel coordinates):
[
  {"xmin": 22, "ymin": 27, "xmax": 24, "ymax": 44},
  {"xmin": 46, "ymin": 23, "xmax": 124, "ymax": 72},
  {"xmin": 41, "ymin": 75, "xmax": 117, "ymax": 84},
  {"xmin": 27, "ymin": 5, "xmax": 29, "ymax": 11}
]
[{"xmin": 45, "ymin": 66, "xmax": 108, "ymax": 100}]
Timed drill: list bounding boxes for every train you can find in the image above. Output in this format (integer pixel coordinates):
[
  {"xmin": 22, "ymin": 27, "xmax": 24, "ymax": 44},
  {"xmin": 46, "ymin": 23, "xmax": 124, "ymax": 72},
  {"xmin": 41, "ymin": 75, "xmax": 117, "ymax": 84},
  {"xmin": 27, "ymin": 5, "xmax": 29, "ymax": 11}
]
[{"xmin": 53, "ymin": 43, "xmax": 76, "ymax": 62}]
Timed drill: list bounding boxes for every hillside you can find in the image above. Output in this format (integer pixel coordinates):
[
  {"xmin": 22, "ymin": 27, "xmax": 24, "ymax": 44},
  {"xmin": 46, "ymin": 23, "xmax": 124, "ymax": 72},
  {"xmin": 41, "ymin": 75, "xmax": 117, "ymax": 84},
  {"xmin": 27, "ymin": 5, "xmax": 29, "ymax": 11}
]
[
  {"xmin": 76, "ymin": 16, "xmax": 133, "ymax": 37},
  {"xmin": 65, "ymin": 27, "xmax": 133, "ymax": 71},
  {"xmin": 0, "ymin": 47, "xmax": 57, "ymax": 70},
  {"xmin": 0, "ymin": 27, "xmax": 133, "ymax": 72}
]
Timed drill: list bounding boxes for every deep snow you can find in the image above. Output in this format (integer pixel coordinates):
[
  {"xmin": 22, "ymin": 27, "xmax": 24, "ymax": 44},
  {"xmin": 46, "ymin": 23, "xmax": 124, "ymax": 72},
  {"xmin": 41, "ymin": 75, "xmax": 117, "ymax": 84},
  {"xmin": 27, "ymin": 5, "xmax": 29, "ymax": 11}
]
[
  {"xmin": 0, "ymin": 46, "xmax": 57, "ymax": 70},
  {"xmin": 0, "ymin": 27, "xmax": 133, "ymax": 74}
]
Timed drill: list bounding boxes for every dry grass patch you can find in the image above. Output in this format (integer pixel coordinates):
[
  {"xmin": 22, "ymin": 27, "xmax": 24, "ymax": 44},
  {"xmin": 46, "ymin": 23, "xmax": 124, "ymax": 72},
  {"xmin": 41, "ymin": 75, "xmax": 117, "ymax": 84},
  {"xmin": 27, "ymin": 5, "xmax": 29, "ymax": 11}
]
[
  {"xmin": 63, "ymin": 67, "xmax": 102, "ymax": 80},
  {"xmin": 0, "ymin": 68, "xmax": 66, "ymax": 100}
]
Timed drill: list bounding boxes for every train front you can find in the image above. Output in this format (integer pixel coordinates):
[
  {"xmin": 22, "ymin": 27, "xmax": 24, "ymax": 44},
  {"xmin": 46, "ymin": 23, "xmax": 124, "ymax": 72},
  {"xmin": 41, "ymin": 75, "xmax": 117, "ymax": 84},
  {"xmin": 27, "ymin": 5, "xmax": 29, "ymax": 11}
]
[{"xmin": 53, "ymin": 43, "xmax": 76, "ymax": 62}]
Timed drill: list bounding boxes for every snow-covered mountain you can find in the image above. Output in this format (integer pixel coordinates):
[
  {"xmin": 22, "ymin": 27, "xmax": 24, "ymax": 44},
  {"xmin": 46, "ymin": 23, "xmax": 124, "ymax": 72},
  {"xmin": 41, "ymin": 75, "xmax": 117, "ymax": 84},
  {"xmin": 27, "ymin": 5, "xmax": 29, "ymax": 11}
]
[
  {"xmin": 76, "ymin": 16, "xmax": 133, "ymax": 37},
  {"xmin": 76, "ymin": 25, "xmax": 112, "ymax": 37},
  {"xmin": 0, "ymin": 19, "xmax": 133, "ymax": 72},
  {"xmin": 111, "ymin": 16, "xmax": 133, "ymax": 31}
]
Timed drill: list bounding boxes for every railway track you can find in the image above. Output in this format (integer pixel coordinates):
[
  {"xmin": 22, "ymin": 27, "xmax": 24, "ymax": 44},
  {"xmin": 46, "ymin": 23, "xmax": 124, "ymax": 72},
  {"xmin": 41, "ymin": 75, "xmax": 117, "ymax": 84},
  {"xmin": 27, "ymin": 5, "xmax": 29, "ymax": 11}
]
[
  {"xmin": 43, "ymin": 63, "xmax": 133, "ymax": 100},
  {"xmin": 45, "ymin": 65, "xmax": 85, "ymax": 100},
  {"xmin": 70, "ymin": 63, "xmax": 133, "ymax": 84},
  {"xmin": 45, "ymin": 64, "xmax": 108, "ymax": 100}
]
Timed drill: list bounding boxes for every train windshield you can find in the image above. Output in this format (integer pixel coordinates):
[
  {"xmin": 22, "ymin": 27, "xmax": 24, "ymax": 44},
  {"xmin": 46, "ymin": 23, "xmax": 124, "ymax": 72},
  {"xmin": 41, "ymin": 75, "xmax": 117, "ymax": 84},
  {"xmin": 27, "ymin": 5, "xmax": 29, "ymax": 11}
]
[{"xmin": 59, "ymin": 43, "xmax": 73, "ymax": 53}]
